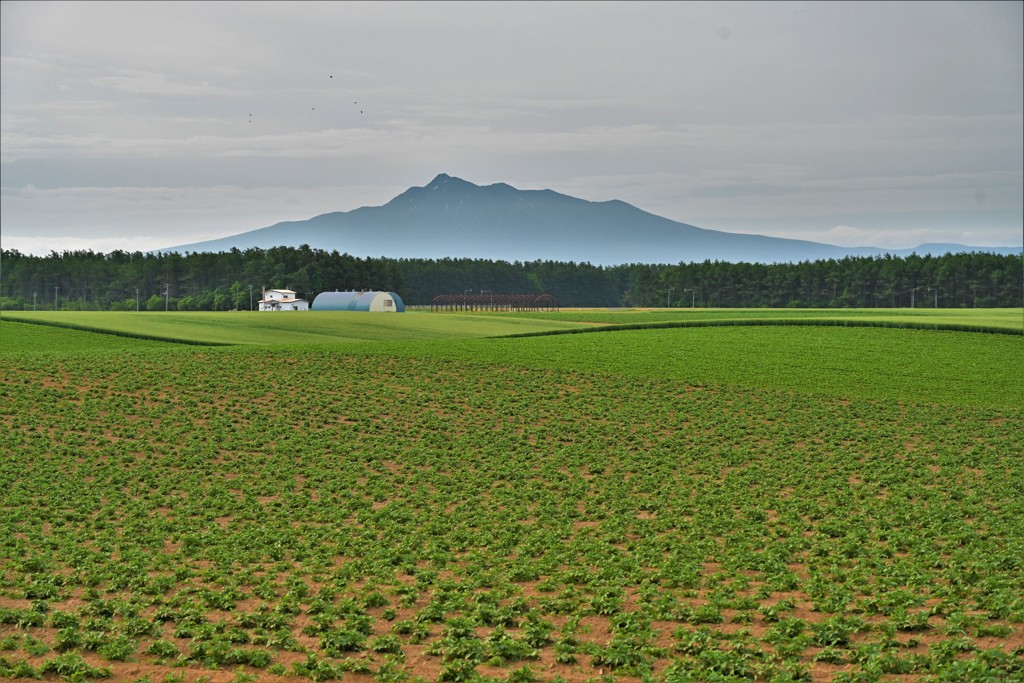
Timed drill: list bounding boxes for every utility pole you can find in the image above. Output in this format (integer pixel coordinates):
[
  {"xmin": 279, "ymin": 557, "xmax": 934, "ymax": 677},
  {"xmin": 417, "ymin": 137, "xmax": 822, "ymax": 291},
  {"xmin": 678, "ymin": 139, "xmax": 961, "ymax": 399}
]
[
  {"xmin": 667, "ymin": 286, "xmax": 675, "ymax": 308},
  {"xmin": 163, "ymin": 283, "xmax": 170, "ymax": 312},
  {"xmin": 911, "ymin": 286, "xmax": 920, "ymax": 309},
  {"xmin": 54, "ymin": 286, "xmax": 58, "ymax": 311},
  {"xmin": 928, "ymin": 286, "xmax": 938, "ymax": 308},
  {"xmin": 684, "ymin": 287, "xmax": 695, "ymax": 308},
  {"xmin": 135, "ymin": 288, "xmax": 139, "ymax": 312},
  {"xmin": 248, "ymin": 284, "xmax": 253, "ymax": 311}
]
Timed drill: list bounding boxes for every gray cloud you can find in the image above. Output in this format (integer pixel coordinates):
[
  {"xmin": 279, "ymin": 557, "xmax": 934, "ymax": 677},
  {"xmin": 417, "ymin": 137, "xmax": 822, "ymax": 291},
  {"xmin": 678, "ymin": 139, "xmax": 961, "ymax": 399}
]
[{"xmin": 1, "ymin": 0, "xmax": 1021, "ymax": 255}]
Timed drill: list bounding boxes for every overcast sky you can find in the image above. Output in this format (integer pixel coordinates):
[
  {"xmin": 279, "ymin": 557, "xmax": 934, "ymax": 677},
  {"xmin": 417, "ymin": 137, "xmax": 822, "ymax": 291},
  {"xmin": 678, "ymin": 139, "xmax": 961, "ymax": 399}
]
[{"xmin": 2, "ymin": 0, "xmax": 1021, "ymax": 256}]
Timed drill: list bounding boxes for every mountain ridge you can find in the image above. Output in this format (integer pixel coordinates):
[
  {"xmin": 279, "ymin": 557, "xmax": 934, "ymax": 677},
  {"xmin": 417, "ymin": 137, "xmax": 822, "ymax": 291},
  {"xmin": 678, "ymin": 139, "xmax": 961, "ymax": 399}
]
[{"xmin": 159, "ymin": 173, "xmax": 1022, "ymax": 265}]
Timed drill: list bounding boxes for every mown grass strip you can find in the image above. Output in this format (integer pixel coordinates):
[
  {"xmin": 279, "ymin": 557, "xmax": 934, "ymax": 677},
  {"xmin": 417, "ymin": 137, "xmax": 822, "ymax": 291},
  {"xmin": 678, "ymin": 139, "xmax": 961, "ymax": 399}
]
[
  {"xmin": 0, "ymin": 316, "xmax": 230, "ymax": 347},
  {"xmin": 0, "ymin": 310, "xmax": 588, "ymax": 345},
  {"xmin": 515, "ymin": 307, "xmax": 1024, "ymax": 333},
  {"xmin": 498, "ymin": 316, "xmax": 1024, "ymax": 338}
]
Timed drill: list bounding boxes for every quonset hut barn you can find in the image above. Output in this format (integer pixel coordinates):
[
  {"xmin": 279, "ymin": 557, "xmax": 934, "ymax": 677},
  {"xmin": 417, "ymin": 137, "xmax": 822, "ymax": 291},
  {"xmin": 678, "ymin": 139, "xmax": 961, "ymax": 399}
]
[{"xmin": 311, "ymin": 290, "xmax": 406, "ymax": 312}]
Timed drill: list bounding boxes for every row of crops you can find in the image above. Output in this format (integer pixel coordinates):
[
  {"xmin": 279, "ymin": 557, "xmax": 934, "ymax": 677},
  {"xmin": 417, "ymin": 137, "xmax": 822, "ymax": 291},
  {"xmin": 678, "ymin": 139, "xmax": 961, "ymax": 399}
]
[{"xmin": 1, "ymin": 318, "xmax": 1022, "ymax": 682}]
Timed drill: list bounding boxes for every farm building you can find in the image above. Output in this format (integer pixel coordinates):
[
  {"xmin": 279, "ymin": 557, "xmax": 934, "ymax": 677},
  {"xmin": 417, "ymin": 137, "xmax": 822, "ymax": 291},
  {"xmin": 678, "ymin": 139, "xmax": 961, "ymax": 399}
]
[
  {"xmin": 258, "ymin": 289, "xmax": 309, "ymax": 311},
  {"xmin": 431, "ymin": 293, "xmax": 559, "ymax": 312},
  {"xmin": 312, "ymin": 290, "xmax": 405, "ymax": 312}
]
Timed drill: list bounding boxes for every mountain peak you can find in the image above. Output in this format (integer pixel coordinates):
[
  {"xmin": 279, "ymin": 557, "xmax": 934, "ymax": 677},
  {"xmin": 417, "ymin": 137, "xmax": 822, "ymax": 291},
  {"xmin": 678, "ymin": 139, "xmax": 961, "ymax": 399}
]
[
  {"xmin": 424, "ymin": 174, "xmax": 522, "ymax": 195},
  {"xmin": 426, "ymin": 172, "xmax": 475, "ymax": 190}
]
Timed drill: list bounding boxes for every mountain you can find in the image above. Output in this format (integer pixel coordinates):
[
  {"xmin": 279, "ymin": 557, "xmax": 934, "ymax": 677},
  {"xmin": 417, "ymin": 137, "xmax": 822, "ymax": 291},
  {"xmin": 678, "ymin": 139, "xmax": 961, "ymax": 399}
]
[{"xmin": 159, "ymin": 174, "xmax": 1021, "ymax": 265}]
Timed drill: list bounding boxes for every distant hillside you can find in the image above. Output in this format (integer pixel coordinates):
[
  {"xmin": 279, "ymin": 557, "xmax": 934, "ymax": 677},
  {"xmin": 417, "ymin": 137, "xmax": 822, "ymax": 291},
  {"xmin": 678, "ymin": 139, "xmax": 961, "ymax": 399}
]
[{"xmin": 160, "ymin": 174, "xmax": 1021, "ymax": 265}]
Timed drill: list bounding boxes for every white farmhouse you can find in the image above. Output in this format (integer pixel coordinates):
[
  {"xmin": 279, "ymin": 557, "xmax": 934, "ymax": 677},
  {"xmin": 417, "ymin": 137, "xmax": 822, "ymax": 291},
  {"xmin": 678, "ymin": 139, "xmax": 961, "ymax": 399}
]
[{"xmin": 258, "ymin": 289, "xmax": 309, "ymax": 311}]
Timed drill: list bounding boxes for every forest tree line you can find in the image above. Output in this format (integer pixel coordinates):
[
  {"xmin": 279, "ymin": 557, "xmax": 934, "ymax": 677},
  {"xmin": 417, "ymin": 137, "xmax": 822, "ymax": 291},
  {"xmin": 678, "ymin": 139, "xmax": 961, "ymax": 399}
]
[{"xmin": 1, "ymin": 246, "xmax": 1020, "ymax": 311}]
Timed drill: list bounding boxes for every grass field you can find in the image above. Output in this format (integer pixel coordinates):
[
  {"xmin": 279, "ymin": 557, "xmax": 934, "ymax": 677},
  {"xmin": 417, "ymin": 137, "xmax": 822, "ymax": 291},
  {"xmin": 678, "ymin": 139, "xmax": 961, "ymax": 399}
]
[
  {"xmin": 1, "ymin": 311, "xmax": 1021, "ymax": 682},
  {"xmin": 0, "ymin": 311, "xmax": 590, "ymax": 346},
  {"xmin": 514, "ymin": 308, "xmax": 1024, "ymax": 332},
  {"xmin": 2, "ymin": 308, "xmax": 1021, "ymax": 347}
]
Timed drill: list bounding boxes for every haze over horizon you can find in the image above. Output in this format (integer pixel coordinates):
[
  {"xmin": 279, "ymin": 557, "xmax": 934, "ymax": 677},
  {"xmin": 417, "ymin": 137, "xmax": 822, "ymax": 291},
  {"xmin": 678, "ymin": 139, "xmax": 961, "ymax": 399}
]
[{"xmin": 2, "ymin": 1, "xmax": 1021, "ymax": 257}]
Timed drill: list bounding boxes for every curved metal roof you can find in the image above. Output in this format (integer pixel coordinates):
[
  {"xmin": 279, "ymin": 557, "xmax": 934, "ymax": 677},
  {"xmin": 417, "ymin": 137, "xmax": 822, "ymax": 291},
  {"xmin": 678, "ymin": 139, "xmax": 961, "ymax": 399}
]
[{"xmin": 311, "ymin": 291, "xmax": 405, "ymax": 312}]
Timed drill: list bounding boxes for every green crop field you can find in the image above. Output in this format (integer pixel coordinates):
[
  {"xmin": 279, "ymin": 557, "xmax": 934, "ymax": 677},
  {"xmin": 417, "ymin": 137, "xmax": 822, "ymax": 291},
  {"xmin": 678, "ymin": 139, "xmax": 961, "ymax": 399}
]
[
  {"xmin": 0, "ymin": 311, "xmax": 590, "ymax": 346},
  {"xmin": 505, "ymin": 308, "xmax": 1024, "ymax": 335},
  {"xmin": 1, "ymin": 311, "xmax": 1021, "ymax": 683},
  {"xmin": 2, "ymin": 308, "xmax": 1021, "ymax": 348}
]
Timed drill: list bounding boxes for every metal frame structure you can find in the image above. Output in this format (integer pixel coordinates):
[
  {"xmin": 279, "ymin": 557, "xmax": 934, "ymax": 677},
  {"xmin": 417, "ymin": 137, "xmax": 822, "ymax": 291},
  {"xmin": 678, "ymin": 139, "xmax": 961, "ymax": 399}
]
[{"xmin": 430, "ymin": 293, "xmax": 560, "ymax": 312}]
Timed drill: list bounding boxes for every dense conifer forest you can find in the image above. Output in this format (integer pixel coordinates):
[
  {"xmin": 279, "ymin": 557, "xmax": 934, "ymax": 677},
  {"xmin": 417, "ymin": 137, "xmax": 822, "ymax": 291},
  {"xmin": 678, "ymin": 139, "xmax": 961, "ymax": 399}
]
[{"xmin": 1, "ymin": 247, "xmax": 1020, "ymax": 310}]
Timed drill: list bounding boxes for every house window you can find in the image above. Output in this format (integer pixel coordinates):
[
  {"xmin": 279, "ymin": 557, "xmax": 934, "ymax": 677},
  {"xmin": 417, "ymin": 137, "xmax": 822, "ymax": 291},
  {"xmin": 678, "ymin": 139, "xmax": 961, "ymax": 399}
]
[{"xmin": 385, "ymin": 299, "xmax": 393, "ymax": 307}]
